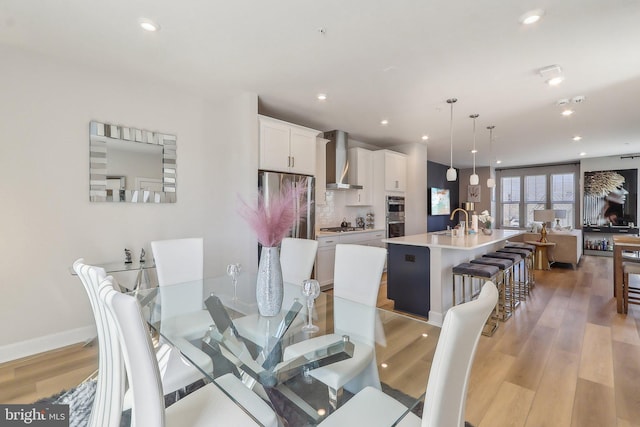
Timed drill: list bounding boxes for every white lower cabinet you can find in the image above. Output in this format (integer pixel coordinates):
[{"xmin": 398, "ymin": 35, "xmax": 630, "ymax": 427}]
[
  {"xmin": 316, "ymin": 236, "xmax": 338, "ymax": 288},
  {"xmin": 315, "ymin": 230, "xmax": 386, "ymax": 288}
]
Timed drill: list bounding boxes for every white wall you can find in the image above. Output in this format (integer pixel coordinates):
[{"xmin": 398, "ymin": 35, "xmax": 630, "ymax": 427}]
[
  {"xmin": 0, "ymin": 46, "xmax": 259, "ymax": 362},
  {"xmin": 458, "ymin": 166, "xmax": 493, "ymax": 215}
]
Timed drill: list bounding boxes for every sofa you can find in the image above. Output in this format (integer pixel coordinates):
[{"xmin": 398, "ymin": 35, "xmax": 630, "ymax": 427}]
[{"xmin": 511, "ymin": 229, "xmax": 583, "ymax": 268}]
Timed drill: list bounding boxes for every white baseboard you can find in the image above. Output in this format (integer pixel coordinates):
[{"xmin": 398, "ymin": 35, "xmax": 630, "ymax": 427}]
[
  {"xmin": 0, "ymin": 325, "xmax": 97, "ymax": 364},
  {"xmin": 427, "ymin": 310, "xmax": 444, "ymax": 327}
]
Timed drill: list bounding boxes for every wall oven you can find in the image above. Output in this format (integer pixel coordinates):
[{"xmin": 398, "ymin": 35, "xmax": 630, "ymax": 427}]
[{"xmin": 386, "ymin": 196, "xmax": 406, "ymax": 238}]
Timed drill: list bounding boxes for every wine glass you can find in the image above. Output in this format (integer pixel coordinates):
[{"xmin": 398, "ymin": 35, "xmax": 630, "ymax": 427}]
[
  {"xmin": 226, "ymin": 263, "xmax": 241, "ymax": 300},
  {"xmin": 301, "ymin": 279, "xmax": 321, "ymax": 332}
]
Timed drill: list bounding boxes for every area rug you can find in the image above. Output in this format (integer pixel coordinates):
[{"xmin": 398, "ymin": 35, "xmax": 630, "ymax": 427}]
[
  {"xmin": 34, "ymin": 379, "xmax": 208, "ymax": 427},
  {"xmin": 33, "ymin": 379, "xmax": 116, "ymax": 427}
]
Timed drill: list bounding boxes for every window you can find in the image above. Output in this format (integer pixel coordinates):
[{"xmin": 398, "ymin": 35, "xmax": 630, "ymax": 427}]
[
  {"xmin": 501, "ymin": 177, "xmax": 521, "ymax": 227},
  {"xmin": 551, "ymin": 173, "xmax": 575, "ymax": 227},
  {"xmin": 496, "ymin": 165, "xmax": 578, "ymax": 229},
  {"xmin": 525, "ymin": 175, "xmax": 546, "ymax": 226}
]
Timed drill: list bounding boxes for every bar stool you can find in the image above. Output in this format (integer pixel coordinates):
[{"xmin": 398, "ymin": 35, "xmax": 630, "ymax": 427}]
[
  {"xmin": 471, "ymin": 257, "xmax": 515, "ymax": 321},
  {"xmin": 497, "ymin": 247, "xmax": 533, "ymax": 298},
  {"xmin": 484, "ymin": 252, "xmax": 524, "ymax": 304},
  {"xmin": 503, "ymin": 242, "xmax": 536, "ymax": 289},
  {"xmin": 451, "ymin": 262, "xmax": 500, "ymax": 336},
  {"xmin": 622, "ymin": 261, "xmax": 640, "ymax": 314}
]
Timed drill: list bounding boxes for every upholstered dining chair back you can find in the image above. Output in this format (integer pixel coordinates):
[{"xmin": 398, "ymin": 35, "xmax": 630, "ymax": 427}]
[
  {"xmin": 422, "ymin": 281, "xmax": 498, "ymax": 427},
  {"xmin": 73, "ymin": 259, "xmax": 124, "ymax": 427},
  {"xmin": 100, "ymin": 278, "xmax": 167, "ymax": 427},
  {"xmin": 152, "ymin": 237, "xmax": 204, "ymax": 285},
  {"xmin": 151, "ymin": 238, "xmax": 204, "ymax": 321},
  {"xmin": 280, "ymin": 237, "xmax": 319, "ymax": 286},
  {"xmin": 333, "ymin": 244, "xmax": 386, "ymax": 307}
]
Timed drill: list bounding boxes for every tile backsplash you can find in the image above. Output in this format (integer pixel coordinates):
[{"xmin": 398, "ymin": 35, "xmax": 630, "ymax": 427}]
[{"xmin": 316, "ymin": 190, "xmax": 373, "ymax": 228}]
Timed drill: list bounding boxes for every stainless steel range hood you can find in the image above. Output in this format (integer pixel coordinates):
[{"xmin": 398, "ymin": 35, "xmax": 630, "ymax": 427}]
[{"xmin": 324, "ymin": 130, "xmax": 363, "ymax": 190}]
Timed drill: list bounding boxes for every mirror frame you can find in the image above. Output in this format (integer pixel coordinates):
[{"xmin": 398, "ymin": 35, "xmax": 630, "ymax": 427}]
[{"xmin": 89, "ymin": 121, "xmax": 177, "ymax": 203}]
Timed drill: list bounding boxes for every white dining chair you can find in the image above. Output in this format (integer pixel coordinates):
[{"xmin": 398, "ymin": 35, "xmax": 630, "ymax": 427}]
[
  {"xmin": 319, "ymin": 282, "xmax": 499, "ymax": 427},
  {"xmin": 98, "ymin": 277, "xmax": 278, "ymax": 427},
  {"xmin": 280, "ymin": 237, "xmax": 319, "ymax": 286},
  {"xmin": 73, "ymin": 259, "xmax": 124, "ymax": 427},
  {"xmin": 73, "ymin": 259, "xmax": 208, "ymax": 414},
  {"xmin": 151, "ymin": 238, "xmax": 213, "ymax": 345},
  {"xmin": 283, "ymin": 243, "xmax": 387, "ymax": 407}
]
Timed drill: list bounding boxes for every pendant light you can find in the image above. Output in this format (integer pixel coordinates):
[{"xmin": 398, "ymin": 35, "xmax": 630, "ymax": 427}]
[
  {"xmin": 446, "ymin": 98, "xmax": 458, "ymax": 181},
  {"xmin": 486, "ymin": 125, "xmax": 496, "ymax": 188},
  {"xmin": 469, "ymin": 114, "xmax": 479, "ymax": 185}
]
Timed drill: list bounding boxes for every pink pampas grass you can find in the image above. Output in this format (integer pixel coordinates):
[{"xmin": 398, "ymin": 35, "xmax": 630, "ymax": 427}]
[{"xmin": 238, "ymin": 179, "xmax": 310, "ymax": 247}]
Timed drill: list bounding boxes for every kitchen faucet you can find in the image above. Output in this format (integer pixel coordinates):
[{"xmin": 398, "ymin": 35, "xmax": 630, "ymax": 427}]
[{"xmin": 450, "ymin": 208, "xmax": 470, "ymax": 234}]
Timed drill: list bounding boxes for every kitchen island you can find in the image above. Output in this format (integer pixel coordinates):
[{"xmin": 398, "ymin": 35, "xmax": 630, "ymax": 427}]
[{"xmin": 383, "ymin": 229, "xmax": 524, "ymax": 326}]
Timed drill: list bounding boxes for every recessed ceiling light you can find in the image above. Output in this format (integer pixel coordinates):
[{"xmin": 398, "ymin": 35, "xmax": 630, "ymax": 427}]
[
  {"xmin": 547, "ymin": 76, "xmax": 565, "ymax": 86},
  {"xmin": 422, "ymin": 333, "xmax": 428, "ymax": 337},
  {"xmin": 579, "ymin": 152, "xmax": 587, "ymax": 156},
  {"xmin": 380, "ymin": 119, "xmax": 389, "ymax": 126},
  {"xmin": 562, "ymin": 109, "xmax": 574, "ymax": 116},
  {"xmin": 471, "ymin": 149, "xmax": 478, "ymax": 154},
  {"xmin": 381, "ymin": 363, "xmax": 388, "ymax": 368},
  {"xmin": 139, "ymin": 18, "xmax": 160, "ymax": 32},
  {"xmin": 520, "ymin": 9, "xmax": 544, "ymax": 25},
  {"xmin": 573, "ymin": 136, "xmax": 582, "ymax": 141},
  {"xmin": 421, "ymin": 135, "xmax": 429, "ymax": 141},
  {"xmin": 539, "ymin": 65, "xmax": 563, "ymax": 86},
  {"xmin": 496, "ymin": 160, "xmax": 502, "ymax": 164},
  {"xmin": 317, "ymin": 93, "xmax": 327, "ymax": 101},
  {"xmin": 317, "ymin": 409, "xmax": 326, "ymax": 417}
]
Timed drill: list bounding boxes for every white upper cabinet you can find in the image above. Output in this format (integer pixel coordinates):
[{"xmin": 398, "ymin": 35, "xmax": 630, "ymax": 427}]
[
  {"xmin": 376, "ymin": 150, "xmax": 407, "ymax": 192},
  {"xmin": 259, "ymin": 115, "xmax": 319, "ymax": 176},
  {"xmin": 346, "ymin": 147, "xmax": 373, "ymax": 206}
]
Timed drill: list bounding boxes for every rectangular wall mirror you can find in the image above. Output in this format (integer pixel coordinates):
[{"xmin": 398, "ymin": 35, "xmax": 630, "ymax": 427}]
[{"xmin": 89, "ymin": 121, "xmax": 176, "ymax": 203}]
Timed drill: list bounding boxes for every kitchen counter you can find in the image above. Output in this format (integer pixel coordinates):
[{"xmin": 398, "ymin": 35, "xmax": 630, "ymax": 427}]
[
  {"xmin": 384, "ymin": 229, "xmax": 524, "ymax": 326},
  {"xmin": 316, "ymin": 228, "xmax": 385, "ymax": 237},
  {"xmin": 314, "ymin": 228, "xmax": 387, "ymax": 289},
  {"xmin": 382, "ymin": 229, "xmax": 523, "ymax": 249}
]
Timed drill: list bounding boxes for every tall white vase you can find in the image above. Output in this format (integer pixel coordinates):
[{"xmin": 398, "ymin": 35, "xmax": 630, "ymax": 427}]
[{"xmin": 256, "ymin": 246, "xmax": 283, "ymax": 316}]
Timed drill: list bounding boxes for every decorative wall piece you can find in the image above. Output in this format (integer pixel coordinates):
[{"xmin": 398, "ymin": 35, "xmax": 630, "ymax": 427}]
[
  {"xmin": 467, "ymin": 185, "xmax": 481, "ymax": 203},
  {"xmin": 583, "ymin": 169, "xmax": 637, "ymax": 226},
  {"xmin": 89, "ymin": 121, "xmax": 177, "ymax": 203},
  {"xmin": 584, "ymin": 171, "xmax": 625, "ymax": 196}
]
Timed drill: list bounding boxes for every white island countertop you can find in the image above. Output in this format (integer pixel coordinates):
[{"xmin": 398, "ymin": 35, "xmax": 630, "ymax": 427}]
[
  {"xmin": 383, "ymin": 229, "xmax": 524, "ymax": 250},
  {"xmin": 316, "ymin": 228, "xmax": 385, "ymax": 237}
]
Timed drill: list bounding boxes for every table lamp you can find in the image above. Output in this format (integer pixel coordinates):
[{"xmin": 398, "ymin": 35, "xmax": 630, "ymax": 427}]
[
  {"xmin": 534, "ymin": 209, "xmax": 555, "ymax": 243},
  {"xmin": 554, "ymin": 209, "xmax": 567, "ymax": 230}
]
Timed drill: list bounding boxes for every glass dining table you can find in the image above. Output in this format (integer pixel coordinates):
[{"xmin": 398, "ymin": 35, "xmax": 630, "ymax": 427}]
[{"xmin": 131, "ymin": 274, "xmax": 440, "ymax": 426}]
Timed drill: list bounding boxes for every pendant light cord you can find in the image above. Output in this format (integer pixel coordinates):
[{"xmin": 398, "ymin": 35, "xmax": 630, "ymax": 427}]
[
  {"xmin": 488, "ymin": 126, "xmax": 494, "ymax": 163},
  {"xmin": 449, "ymin": 100, "xmax": 455, "ymax": 168},
  {"xmin": 472, "ymin": 116, "xmax": 476, "ymax": 175},
  {"xmin": 470, "ymin": 113, "xmax": 479, "ymax": 175}
]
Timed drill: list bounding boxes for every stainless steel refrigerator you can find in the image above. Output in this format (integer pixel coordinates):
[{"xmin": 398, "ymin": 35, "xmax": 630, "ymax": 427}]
[{"xmin": 258, "ymin": 170, "xmax": 315, "ymax": 243}]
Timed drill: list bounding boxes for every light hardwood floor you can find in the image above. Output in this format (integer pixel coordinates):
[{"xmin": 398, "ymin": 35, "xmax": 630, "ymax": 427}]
[{"xmin": 2, "ymin": 255, "xmax": 639, "ymax": 426}]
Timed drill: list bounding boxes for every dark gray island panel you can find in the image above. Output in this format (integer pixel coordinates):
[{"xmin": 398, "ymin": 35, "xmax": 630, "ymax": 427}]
[{"xmin": 387, "ymin": 244, "xmax": 430, "ymax": 317}]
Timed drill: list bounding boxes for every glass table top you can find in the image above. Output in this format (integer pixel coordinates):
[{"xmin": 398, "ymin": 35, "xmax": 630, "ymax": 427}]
[{"xmin": 132, "ymin": 274, "xmax": 439, "ymax": 426}]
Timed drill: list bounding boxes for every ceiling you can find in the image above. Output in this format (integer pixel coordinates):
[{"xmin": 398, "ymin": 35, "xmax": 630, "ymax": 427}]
[{"xmin": 2, "ymin": 0, "xmax": 640, "ymax": 169}]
